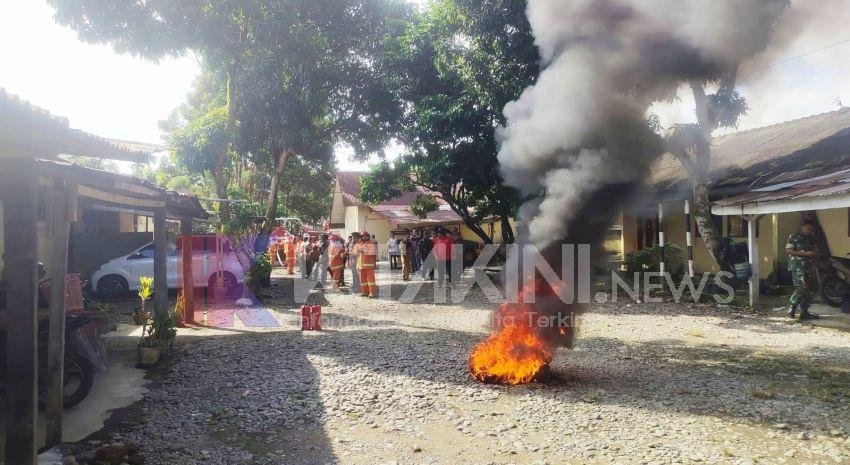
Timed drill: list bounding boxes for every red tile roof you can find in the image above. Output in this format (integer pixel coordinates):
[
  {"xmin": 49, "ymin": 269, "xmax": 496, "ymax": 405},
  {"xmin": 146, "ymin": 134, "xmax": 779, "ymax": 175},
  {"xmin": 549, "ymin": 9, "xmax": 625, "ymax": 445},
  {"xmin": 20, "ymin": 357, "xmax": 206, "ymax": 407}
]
[
  {"xmin": 336, "ymin": 171, "xmax": 445, "ymax": 207},
  {"xmin": 335, "ymin": 171, "xmax": 465, "ymax": 227}
]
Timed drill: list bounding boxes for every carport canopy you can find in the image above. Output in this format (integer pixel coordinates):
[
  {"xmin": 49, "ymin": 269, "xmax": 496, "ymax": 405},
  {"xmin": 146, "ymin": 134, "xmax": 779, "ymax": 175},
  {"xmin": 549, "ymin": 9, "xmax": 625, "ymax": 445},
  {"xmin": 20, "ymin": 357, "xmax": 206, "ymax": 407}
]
[
  {"xmin": 712, "ymin": 167, "xmax": 850, "ymax": 215},
  {"xmin": 710, "ymin": 165, "xmax": 850, "ymax": 307}
]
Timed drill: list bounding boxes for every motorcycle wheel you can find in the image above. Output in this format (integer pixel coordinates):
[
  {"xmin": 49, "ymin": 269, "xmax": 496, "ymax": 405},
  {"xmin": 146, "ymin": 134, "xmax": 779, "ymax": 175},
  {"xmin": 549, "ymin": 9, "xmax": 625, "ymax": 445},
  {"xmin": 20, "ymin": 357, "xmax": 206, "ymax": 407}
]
[
  {"xmin": 818, "ymin": 276, "xmax": 846, "ymax": 308},
  {"xmin": 62, "ymin": 351, "xmax": 94, "ymax": 408}
]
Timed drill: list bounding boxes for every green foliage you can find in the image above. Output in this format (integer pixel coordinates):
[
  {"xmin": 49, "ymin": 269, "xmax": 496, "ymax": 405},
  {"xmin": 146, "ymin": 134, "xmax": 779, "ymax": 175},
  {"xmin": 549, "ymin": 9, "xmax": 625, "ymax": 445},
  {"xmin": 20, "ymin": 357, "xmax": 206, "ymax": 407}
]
[
  {"xmin": 410, "ymin": 194, "xmax": 440, "ymax": 219},
  {"xmin": 60, "ymin": 155, "xmax": 120, "ymax": 172},
  {"xmin": 170, "ymin": 106, "xmax": 234, "ymax": 175},
  {"xmin": 363, "ymin": 0, "xmax": 535, "ymax": 243},
  {"xmin": 359, "ymin": 160, "xmax": 405, "ymax": 204},
  {"xmin": 150, "ymin": 310, "xmax": 178, "ymax": 341},
  {"xmin": 138, "ymin": 276, "xmax": 153, "ymax": 304},
  {"xmin": 221, "ymin": 200, "xmax": 264, "ymax": 237},
  {"xmin": 707, "ymin": 86, "xmax": 749, "ymax": 129},
  {"xmin": 248, "ymin": 252, "xmax": 272, "ymax": 293},
  {"xmin": 625, "ymin": 243, "xmax": 686, "ymax": 279}
]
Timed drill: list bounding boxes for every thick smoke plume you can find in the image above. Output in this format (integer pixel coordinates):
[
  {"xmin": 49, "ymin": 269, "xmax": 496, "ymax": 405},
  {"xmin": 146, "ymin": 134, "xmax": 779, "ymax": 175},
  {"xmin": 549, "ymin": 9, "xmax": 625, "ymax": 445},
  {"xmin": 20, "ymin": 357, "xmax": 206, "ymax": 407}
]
[{"xmin": 494, "ymin": 0, "xmax": 789, "ymax": 349}]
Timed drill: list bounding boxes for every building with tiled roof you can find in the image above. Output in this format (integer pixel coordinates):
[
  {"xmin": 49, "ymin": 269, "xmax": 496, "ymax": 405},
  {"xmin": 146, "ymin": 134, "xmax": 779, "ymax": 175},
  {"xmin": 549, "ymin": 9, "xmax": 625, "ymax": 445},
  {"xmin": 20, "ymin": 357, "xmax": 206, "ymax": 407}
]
[{"xmin": 328, "ymin": 171, "xmax": 505, "ymax": 257}]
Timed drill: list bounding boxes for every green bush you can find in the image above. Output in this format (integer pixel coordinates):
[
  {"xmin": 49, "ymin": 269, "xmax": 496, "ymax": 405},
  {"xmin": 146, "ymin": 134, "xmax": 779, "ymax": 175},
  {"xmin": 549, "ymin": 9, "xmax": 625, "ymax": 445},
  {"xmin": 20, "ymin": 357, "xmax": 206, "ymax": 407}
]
[
  {"xmin": 625, "ymin": 242, "xmax": 685, "ymax": 279},
  {"xmin": 248, "ymin": 252, "xmax": 272, "ymax": 293}
]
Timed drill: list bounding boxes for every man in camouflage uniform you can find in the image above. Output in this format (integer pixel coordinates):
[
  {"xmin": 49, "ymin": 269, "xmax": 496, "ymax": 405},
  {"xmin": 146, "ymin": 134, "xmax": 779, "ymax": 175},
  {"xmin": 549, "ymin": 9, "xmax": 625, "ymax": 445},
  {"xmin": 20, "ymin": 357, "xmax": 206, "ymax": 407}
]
[{"xmin": 785, "ymin": 221, "xmax": 820, "ymax": 320}]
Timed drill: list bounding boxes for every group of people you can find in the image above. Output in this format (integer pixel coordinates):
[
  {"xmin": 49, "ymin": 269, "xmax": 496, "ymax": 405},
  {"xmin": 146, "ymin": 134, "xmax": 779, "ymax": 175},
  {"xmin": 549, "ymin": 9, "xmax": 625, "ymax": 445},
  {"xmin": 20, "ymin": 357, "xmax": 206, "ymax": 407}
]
[
  {"xmin": 266, "ymin": 226, "xmax": 463, "ymax": 299},
  {"xmin": 267, "ymin": 229, "xmax": 381, "ymax": 297},
  {"xmin": 388, "ymin": 227, "xmax": 460, "ymax": 285}
]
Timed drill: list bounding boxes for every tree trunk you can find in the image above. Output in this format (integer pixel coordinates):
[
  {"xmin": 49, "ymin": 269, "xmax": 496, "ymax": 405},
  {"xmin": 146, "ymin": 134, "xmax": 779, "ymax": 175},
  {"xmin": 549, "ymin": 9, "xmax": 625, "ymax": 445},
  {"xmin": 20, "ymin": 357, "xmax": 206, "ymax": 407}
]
[
  {"xmin": 692, "ymin": 182, "xmax": 731, "ymax": 272},
  {"xmin": 262, "ymin": 149, "xmax": 289, "ymax": 235},
  {"xmin": 213, "ymin": 175, "xmax": 230, "ymax": 223},
  {"xmin": 687, "ymin": 81, "xmax": 732, "ymax": 272},
  {"xmin": 500, "ymin": 215, "xmax": 515, "ymax": 244},
  {"xmin": 215, "ymin": 63, "xmax": 238, "ymax": 223},
  {"xmin": 801, "ymin": 210, "xmax": 834, "ymax": 278},
  {"xmin": 253, "ymin": 149, "xmax": 289, "ymax": 254},
  {"xmin": 466, "ymin": 220, "xmax": 492, "ymax": 244}
]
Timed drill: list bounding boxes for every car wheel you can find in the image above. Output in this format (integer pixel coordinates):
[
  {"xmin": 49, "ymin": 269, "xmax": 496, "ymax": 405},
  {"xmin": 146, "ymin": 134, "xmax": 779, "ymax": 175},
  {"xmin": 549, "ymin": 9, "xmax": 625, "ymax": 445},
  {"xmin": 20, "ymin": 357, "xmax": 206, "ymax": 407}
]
[
  {"xmin": 819, "ymin": 276, "xmax": 847, "ymax": 308},
  {"xmin": 208, "ymin": 271, "xmax": 239, "ymax": 298},
  {"xmin": 98, "ymin": 275, "xmax": 129, "ymax": 300}
]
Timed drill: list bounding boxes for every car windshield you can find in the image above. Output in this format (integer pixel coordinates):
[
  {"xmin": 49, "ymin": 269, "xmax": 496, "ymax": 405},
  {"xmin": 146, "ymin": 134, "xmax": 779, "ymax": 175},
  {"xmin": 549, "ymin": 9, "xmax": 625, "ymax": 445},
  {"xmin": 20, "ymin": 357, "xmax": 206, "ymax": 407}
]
[{"xmin": 129, "ymin": 243, "xmax": 177, "ymax": 259}]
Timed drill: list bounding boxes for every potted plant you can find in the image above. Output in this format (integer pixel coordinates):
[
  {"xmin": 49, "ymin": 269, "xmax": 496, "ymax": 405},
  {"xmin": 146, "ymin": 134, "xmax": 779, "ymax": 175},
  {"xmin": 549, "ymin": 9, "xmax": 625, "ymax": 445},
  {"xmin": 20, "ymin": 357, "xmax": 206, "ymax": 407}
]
[
  {"xmin": 136, "ymin": 276, "xmax": 160, "ymax": 366},
  {"xmin": 133, "ymin": 276, "xmax": 153, "ymax": 325}
]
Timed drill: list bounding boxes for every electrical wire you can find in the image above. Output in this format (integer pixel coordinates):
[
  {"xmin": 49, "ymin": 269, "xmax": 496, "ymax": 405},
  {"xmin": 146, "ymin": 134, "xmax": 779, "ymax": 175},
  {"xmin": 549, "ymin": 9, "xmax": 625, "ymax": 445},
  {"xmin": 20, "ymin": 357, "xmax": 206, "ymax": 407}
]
[{"xmin": 741, "ymin": 37, "xmax": 850, "ymax": 78}]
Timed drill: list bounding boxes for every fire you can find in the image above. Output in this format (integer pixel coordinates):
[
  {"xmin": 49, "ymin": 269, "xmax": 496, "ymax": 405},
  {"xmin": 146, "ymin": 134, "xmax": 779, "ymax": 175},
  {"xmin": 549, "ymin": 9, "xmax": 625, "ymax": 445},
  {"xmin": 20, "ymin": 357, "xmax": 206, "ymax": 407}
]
[{"xmin": 468, "ymin": 294, "xmax": 554, "ymax": 384}]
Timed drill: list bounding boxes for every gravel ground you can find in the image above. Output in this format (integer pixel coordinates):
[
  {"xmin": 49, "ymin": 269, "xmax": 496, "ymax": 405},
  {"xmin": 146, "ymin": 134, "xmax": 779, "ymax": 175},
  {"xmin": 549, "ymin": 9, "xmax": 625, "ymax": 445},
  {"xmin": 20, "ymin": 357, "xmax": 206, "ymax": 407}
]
[{"xmin": 103, "ymin": 266, "xmax": 850, "ymax": 465}]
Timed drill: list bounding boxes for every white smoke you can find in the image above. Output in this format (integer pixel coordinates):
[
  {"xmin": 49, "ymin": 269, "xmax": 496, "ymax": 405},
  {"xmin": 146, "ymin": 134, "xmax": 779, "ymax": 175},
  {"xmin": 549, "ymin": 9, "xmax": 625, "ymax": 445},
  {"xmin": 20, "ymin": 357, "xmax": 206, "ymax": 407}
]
[{"xmin": 497, "ymin": 0, "xmax": 790, "ymax": 248}]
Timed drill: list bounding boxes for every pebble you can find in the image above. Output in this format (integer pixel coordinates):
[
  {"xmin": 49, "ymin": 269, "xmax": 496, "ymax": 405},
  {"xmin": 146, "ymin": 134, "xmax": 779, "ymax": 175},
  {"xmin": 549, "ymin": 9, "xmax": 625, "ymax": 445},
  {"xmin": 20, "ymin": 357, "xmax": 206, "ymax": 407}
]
[{"xmin": 94, "ymin": 271, "xmax": 850, "ymax": 465}]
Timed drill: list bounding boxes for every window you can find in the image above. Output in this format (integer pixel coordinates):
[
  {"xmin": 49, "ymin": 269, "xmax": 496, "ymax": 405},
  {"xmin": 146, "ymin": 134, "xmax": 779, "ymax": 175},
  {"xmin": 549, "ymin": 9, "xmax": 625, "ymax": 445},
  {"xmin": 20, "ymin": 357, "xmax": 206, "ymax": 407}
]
[
  {"xmin": 128, "ymin": 243, "xmax": 176, "ymax": 259},
  {"xmin": 726, "ymin": 216, "xmax": 755, "ymax": 238},
  {"xmin": 129, "ymin": 244, "xmax": 155, "ymax": 259}
]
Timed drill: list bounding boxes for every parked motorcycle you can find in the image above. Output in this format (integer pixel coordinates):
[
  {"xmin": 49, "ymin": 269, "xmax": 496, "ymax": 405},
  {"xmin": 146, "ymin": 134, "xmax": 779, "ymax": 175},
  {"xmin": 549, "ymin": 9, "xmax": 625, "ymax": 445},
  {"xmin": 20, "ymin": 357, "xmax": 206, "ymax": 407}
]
[
  {"xmin": 37, "ymin": 313, "xmax": 99, "ymax": 409},
  {"xmin": 0, "ymin": 313, "xmax": 99, "ymax": 409},
  {"xmin": 818, "ymin": 254, "xmax": 850, "ymax": 308}
]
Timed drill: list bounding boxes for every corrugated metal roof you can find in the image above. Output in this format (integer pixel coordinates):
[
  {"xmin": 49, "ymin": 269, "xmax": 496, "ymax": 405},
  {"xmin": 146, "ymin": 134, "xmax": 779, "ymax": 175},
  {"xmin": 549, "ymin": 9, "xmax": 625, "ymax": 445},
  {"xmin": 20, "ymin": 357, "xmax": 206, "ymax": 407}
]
[
  {"xmin": 713, "ymin": 164, "xmax": 850, "ymax": 213},
  {"xmin": 371, "ymin": 204, "xmax": 470, "ymax": 228},
  {"xmin": 36, "ymin": 158, "xmax": 208, "ymax": 219},
  {"xmin": 0, "ymin": 88, "xmax": 156, "ymax": 162},
  {"xmin": 652, "ymin": 107, "xmax": 850, "ymax": 193}
]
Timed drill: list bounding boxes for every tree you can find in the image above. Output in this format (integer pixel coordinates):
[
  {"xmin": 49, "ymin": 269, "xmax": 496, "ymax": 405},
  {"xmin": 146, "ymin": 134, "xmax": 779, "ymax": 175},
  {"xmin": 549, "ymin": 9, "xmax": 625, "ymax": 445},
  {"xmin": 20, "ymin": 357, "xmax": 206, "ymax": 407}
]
[
  {"xmin": 233, "ymin": 0, "xmax": 408, "ymax": 245},
  {"xmin": 665, "ymin": 81, "xmax": 749, "ymax": 271},
  {"xmin": 48, "ymin": 0, "xmax": 255, "ymax": 221},
  {"xmin": 361, "ymin": 0, "xmax": 535, "ymax": 244}
]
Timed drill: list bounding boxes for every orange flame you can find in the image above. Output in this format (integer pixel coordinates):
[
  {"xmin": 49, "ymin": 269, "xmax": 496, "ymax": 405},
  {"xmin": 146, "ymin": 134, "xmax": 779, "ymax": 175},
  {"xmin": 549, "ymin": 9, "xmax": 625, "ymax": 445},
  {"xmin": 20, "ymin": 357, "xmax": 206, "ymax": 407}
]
[{"xmin": 468, "ymin": 289, "xmax": 554, "ymax": 384}]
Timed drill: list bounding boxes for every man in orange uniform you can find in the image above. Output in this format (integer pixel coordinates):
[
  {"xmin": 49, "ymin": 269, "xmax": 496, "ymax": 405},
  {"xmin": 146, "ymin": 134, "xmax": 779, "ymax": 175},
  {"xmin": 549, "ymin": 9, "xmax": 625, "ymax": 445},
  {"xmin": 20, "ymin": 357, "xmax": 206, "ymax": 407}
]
[
  {"xmin": 283, "ymin": 233, "xmax": 297, "ymax": 275},
  {"xmin": 328, "ymin": 234, "xmax": 346, "ymax": 290},
  {"xmin": 353, "ymin": 229, "xmax": 377, "ymax": 297},
  {"xmin": 269, "ymin": 226, "xmax": 286, "ymax": 267}
]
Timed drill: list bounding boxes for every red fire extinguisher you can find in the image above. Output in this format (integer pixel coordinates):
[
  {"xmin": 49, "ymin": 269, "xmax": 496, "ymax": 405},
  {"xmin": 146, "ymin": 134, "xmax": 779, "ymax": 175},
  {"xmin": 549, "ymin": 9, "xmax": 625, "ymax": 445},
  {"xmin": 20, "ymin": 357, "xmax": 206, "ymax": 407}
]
[
  {"xmin": 301, "ymin": 305, "xmax": 312, "ymax": 330},
  {"xmin": 310, "ymin": 305, "xmax": 322, "ymax": 331}
]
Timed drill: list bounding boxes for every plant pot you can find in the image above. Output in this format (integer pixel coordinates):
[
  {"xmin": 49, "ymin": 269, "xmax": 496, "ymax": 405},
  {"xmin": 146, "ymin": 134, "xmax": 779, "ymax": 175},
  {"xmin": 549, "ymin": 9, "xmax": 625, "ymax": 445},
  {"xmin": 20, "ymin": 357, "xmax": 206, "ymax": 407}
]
[
  {"xmin": 139, "ymin": 346, "xmax": 161, "ymax": 366},
  {"xmin": 133, "ymin": 310, "xmax": 150, "ymax": 326}
]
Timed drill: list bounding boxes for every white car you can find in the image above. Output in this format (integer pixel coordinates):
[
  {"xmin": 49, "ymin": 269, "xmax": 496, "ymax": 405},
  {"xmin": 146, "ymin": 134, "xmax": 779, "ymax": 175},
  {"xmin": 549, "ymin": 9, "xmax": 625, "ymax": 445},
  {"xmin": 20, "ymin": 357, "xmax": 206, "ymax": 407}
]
[{"xmin": 91, "ymin": 240, "xmax": 245, "ymax": 299}]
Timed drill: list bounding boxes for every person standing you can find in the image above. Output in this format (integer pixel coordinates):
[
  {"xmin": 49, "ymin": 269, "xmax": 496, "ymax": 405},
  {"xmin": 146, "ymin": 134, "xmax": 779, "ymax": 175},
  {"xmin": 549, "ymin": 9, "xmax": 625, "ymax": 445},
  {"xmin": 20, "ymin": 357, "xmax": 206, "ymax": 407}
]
[
  {"xmin": 346, "ymin": 232, "xmax": 361, "ymax": 293},
  {"xmin": 283, "ymin": 233, "xmax": 297, "ymax": 275},
  {"xmin": 353, "ymin": 230, "xmax": 378, "ymax": 298},
  {"xmin": 305, "ymin": 237, "xmax": 320, "ymax": 279},
  {"xmin": 328, "ymin": 234, "xmax": 346, "ymax": 290},
  {"xmin": 418, "ymin": 230, "xmax": 434, "ymax": 280},
  {"xmin": 786, "ymin": 221, "xmax": 820, "ymax": 320},
  {"xmin": 410, "ymin": 230, "xmax": 422, "ymax": 273},
  {"xmin": 298, "ymin": 234, "xmax": 310, "ymax": 277},
  {"xmin": 399, "ymin": 231, "xmax": 413, "ymax": 281},
  {"xmin": 317, "ymin": 233, "xmax": 329, "ymax": 284},
  {"xmin": 433, "ymin": 227, "xmax": 455, "ymax": 286},
  {"xmin": 387, "ymin": 236, "xmax": 400, "ymax": 270}
]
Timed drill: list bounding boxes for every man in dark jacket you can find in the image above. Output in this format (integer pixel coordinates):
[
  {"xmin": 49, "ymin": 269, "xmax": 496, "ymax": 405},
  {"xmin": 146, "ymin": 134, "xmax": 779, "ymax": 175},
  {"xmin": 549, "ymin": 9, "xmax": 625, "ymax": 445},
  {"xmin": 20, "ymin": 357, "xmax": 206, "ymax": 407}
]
[
  {"xmin": 409, "ymin": 230, "xmax": 422, "ymax": 273},
  {"xmin": 418, "ymin": 230, "xmax": 435, "ymax": 280}
]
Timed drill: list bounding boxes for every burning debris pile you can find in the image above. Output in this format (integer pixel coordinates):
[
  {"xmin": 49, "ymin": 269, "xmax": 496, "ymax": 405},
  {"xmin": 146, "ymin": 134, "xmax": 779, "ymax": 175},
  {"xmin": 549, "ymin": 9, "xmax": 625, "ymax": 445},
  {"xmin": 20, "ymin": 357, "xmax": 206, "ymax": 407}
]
[
  {"xmin": 469, "ymin": 280, "xmax": 562, "ymax": 384},
  {"xmin": 469, "ymin": 0, "xmax": 789, "ymax": 384}
]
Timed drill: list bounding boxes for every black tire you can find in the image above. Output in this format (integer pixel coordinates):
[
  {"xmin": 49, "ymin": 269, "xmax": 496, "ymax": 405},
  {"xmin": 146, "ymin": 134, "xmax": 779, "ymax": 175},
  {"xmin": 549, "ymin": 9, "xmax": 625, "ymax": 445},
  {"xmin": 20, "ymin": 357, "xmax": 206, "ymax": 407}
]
[
  {"xmin": 98, "ymin": 274, "xmax": 129, "ymax": 300},
  {"xmin": 818, "ymin": 276, "xmax": 846, "ymax": 308},
  {"xmin": 208, "ymin": 271, "xmax": 240, "ymax": 298},
  {"xmin": 61, "ymin": 351, "xmax": 94, "ymax": 409}
]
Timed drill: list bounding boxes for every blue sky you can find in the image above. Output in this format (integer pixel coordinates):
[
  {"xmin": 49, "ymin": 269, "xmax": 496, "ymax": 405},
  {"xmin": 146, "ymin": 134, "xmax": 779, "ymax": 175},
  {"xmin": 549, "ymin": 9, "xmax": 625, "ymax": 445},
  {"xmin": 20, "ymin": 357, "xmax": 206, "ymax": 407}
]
[{"xmin": 2, "ymin": 0, "xmax": 848, "ymax": 172}]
